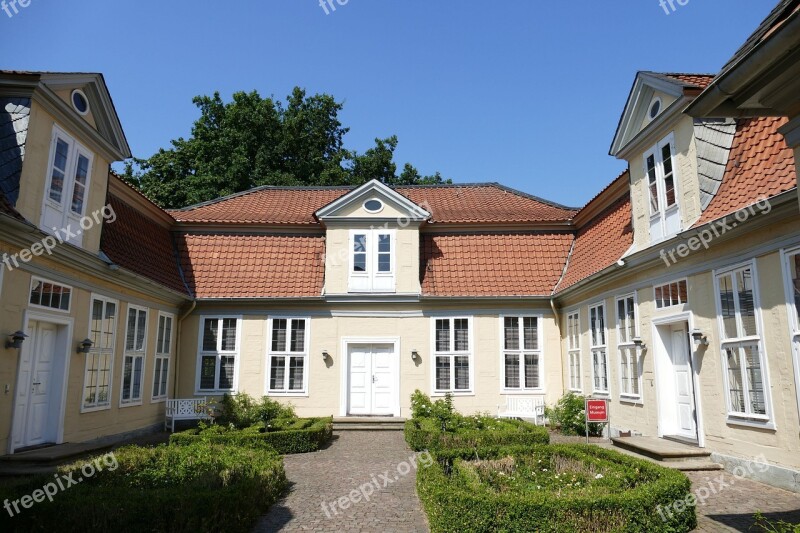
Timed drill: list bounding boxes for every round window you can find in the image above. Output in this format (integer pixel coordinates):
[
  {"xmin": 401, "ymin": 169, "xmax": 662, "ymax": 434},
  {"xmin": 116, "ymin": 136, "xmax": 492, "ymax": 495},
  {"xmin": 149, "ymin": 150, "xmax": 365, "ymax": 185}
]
[
  {"xmin": 72, "ymin": 90, "xmax": 89, "ymax": 115},
  {"xmin": 649, "ymin": 98, "xmax": 662, "ymax": 119},
  {"xmin": 363, "ymin": 199, "xmax": 384, "ymax": 213}
]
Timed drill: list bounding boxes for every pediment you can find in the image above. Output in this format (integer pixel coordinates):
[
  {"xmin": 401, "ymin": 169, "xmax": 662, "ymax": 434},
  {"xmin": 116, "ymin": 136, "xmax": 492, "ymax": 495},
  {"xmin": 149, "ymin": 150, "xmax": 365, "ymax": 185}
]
[{"xmin": 315, "ymin": 179, "xmax": 430, "ymax": 222}]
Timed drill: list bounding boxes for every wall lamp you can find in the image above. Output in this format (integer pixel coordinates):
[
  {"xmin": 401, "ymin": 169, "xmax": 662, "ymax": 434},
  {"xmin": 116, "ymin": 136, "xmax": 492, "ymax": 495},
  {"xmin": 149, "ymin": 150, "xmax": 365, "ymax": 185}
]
[
  {"xmin": 632, "ymin": 337, "xmax": 646, "ymax": 351},
  {"xmin": 77, "ymin": 338, "xmax": 94, "ymax": 354},
  {"xmin": 691, "ymin": 329, "xmax": 709, "ymax": 346},
  {"xmin": 322, "ymin": 350, "xmax": 330, "ymax": 361},
  {"xmin": 6, "ymin": 331, "xmax": 28, "ymax": 349},
  {"xmin": 411, "ymin": 349, "xmax": 420, "ymax": 362}
]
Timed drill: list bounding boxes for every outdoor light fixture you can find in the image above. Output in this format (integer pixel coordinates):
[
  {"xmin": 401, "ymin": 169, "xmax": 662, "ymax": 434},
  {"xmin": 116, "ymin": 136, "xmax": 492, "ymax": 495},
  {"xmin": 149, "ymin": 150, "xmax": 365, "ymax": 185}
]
[
  {"xmin": 6, "ymin": 331, "xmax": 28, "ymax": 349},
  {"xmin": 411, "ymin": 349, "xmax": 420, "ymax": 361},
  {"xmin": 691, "ymin": 329, "xmax": 709, "ymax": 346},
  {"xmin": 77, "ymin": 338, "xmax": 94, "ymax": 354},
  {"xmin": 632, "ymin": 337, "xmax": 646, "ymax": 350},
  {"xmin": 322, "ymin": 350, "xmax": 330, "ymax": 361}
]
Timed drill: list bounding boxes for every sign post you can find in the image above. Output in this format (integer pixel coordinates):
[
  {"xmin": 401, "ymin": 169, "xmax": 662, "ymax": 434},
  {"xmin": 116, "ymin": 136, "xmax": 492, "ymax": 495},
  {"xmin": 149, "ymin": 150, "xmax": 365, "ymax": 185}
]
[{"xmin": 585, "ymin": 398, "xmax": 609, "ymax": 444}]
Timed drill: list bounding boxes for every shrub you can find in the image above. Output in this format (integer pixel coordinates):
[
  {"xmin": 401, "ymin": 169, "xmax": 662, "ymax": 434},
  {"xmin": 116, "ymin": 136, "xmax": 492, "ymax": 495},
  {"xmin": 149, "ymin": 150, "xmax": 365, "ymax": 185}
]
[
  {"xmin": 545, "ymin": 392, "xmax": 605, "ymax": 437},
  {"xmin": 417, "ymin": 444, "xmax": 696, "ymax": 533},
  {"xmin": 753, "ymin": 513, "xmax": 800, "ymax": 533},
  {"xmin": 214, "ymin": 393, "xmax": 297, "ymax": 429},
  {"xmin": 171, "ymin": 417, "xmax": 333, "ymax": 454},
  {"xmin": 0, "ymin": 442, "xmax": 286, "ymax": 532}
]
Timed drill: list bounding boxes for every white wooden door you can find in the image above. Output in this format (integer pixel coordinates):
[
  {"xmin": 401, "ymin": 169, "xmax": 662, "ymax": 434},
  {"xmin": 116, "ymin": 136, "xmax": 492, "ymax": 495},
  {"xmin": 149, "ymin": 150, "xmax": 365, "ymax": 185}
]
[
  {"xmin": 348, "ymin": 345, "xmax": 372, "ymax": 415},
  {"xmin": 348, "ymin": 344, "xmax": 395, "ymax": 415},
  {"xmin": 671, "ymin": 326, "xmax": 696, "ymax": 439},
  {"xmin": 12, "ymin": 321, "xmax": 57, "ymax": 449}
]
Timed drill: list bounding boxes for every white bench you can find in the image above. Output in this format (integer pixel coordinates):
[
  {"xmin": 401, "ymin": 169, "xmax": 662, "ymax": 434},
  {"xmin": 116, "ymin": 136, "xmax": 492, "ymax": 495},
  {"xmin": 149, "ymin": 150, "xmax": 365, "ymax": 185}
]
[
  {"xmin": 498, "ymin": 396, "xmax": 546, "ymax": 425},
  {"xmin": 165, "ymin": 397, "xmax": 212, "ymax": 432}
]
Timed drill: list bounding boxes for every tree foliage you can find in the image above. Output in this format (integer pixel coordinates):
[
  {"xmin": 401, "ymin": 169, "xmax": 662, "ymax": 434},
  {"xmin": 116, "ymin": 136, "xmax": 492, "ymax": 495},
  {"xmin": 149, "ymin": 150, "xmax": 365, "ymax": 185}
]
[{"xmin": 123, "ymin": 88, "xmax": 448, "ymax": 208}]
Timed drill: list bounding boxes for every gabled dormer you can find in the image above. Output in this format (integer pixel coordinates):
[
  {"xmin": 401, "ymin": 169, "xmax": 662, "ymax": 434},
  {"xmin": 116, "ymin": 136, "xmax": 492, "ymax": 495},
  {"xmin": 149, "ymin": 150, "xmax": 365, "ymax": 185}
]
[
  {"xmin": 610, "ymin": 72, "xmax": 718, "ymax": 250},
  {"xmin": 0, "ymin": 71, "xmax": 131, "ymax": 254},
  {"xmin": 316, "ymin": 179, "xmax": 430, "ymax": 296}
]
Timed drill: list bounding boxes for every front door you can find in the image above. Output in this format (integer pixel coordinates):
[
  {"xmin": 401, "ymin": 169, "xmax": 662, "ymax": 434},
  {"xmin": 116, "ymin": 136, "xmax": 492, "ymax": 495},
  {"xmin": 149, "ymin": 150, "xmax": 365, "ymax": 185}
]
[
  {"xmin": 348, "ymin": 344, "xmax": 395, "ymax": 415},
  {"xmin": 670, "ymin": 325, "xmax": 697, "ymax": 440},
  {"xmin": 12, "ymin": 321, "xmax": 58, "ymax": 449}
]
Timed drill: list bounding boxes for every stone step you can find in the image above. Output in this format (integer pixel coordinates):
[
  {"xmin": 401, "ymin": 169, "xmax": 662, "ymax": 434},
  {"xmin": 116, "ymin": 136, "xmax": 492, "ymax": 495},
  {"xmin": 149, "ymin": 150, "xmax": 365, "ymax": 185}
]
[
  {"xmin": 0, "ymin": 441, "xmax": 114, "ymax": 466},
  {"xmin": 611, "ymin": 436, "xmax": 711, "ymax": 462},
  {"xmin": 333, "ymin": 417, "xmax": 406, "ymax": 431},
  {"xmin": 600, "ymin": 441, "xmax": 723, "ymax": 471}
]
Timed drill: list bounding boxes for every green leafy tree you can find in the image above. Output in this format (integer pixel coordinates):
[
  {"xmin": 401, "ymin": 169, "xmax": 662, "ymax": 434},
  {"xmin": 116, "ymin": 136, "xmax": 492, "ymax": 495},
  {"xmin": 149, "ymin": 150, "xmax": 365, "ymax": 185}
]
[{"xmin": 123, "ymin": 88, "xmax": 449, "ymax": 208}]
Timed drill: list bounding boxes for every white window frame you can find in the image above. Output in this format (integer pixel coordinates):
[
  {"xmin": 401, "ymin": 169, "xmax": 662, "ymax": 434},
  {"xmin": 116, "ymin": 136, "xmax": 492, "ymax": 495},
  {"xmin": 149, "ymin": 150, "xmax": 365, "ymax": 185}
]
[
  {"xmin": 499, "ymin": 314, "xmax": 544, "ymax": 393},
  {"xmin": 781, "ymin": 246, "xmax": 800, "ymax": 426},
  {"xmin": 28, "ymin": 276, "xmax": 72, "ymax": 313},
  {"xmin": 196, "ymin": 316, "xmax": 242, "ymax": 394},
  {"xmin": 654, "ymin": 279, "xmax": 689, "ymax": 310},
  {"xmin": 713, "ymin": 260, "xmax": 773, "ymax": 425},
  {"xmin": 567, "ymin": 310, "xmax": 582, "ymax": 392},
  {"xmin": 120, "ymin": 304, "xmax": 148, "ymax": 407},
  {"xmin": 82, "ymin": 294, "xmax": 118, "ymax": 413},
  {"xmin": 589, "ymin": 302, "xmax": 609, "ymax": 396},
  {"xmin": 431, "ymin": 316, "xmax": 474, "ymax": 395},
  {"xmin": 644, "ymin": 133, "xmax": 681, "ymax": 243},
  {"xmin": 266, "ymin": 317, "xmax": 310, "ymax": 396},
  {"xmin": 616, "ymin": 293, "xmax": 642, "ymax": 401},
  {"xmin": 151, "ymin": 311, "xmax": 174, "ymax": 402},
  {"xmin": 41, "ymin": 125, "xmax": 94, "ymax": 231},
  {"xmin": 348, "ymin": 229, "xmax": 396, "ymax": 293}
]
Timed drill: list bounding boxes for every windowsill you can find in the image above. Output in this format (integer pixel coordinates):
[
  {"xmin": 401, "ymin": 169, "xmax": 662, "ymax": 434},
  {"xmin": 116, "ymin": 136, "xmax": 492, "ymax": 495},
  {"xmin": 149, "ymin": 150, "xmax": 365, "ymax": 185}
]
[
  {"xmin": 267, "ymin": 392, "xmax": 309, "ymax": 398},
  {"xmin": 501, "ymin": 389, "xmax": 545, "ymax": 395},
  {"xmin": 569, "ymin": 388, "xmax": 583, "ymax": 394},
  {"xmin": 80, "ymin": 405, "xmax": 111, "ymax": 414},
  {"xmin": 726, "ymin": 416, "xmax": 776, "ymax": 431},
  {"xmin": 431, "ymin": 391, "xmax": 474, "ymax": 397},
  {"xmin": 119, "ymin": 401, "xmax": 143, "ymax": 409},
  {"xmin": 195, "ymin": 389, "xmax": 236, "ymax": 396},
  {"xmin": 151, "ymin": 397, "xmax": 167, "ymax": 404},
  {"xmin": 619, "ymin": 395, "xmax": 643, "ymax": 405},
  {"xmin": 591, "ymin": 391, "xmax": 611, "ymax": 398}
]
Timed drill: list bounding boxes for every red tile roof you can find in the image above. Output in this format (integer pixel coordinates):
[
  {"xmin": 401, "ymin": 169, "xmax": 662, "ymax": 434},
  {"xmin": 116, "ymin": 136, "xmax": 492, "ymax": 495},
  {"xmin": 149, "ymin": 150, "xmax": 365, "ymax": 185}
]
[
  {"xmin": 661, "ymin": 73, "xmax": 716, "ymax": 89},
  {"xmin": 420, "ymin": 233, "xmax": 574, "ymax": 297},
  {"xmin": 169, "ymin": 184, "xmax": 576, "ymax": 225},
  {"xmin": 101, "ymin": 195, "xmax": 189, "ymax": 295},
  {"xmin": 175, "ymin": 234, "xmax": 325, "ymax": 299},
  {"xmin": 695, "ymin": 116, "xmax": 796, "ymax": 226}
]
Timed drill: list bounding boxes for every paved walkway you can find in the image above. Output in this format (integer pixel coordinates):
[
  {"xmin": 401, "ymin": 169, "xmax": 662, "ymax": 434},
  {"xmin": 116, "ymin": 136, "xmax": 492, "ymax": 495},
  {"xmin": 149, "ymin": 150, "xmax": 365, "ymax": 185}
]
[{"xmin": 256, "ymin": 432, "xmax": 429, "ymax": 532}]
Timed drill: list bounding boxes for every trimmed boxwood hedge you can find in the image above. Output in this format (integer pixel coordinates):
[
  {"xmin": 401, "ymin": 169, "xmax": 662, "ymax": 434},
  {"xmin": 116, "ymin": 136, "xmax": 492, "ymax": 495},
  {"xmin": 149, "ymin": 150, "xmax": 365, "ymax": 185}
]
[
  {"xmin": 405, "ymin": 417, "xmax": 550, "ymax": 451},
  {"xmin": 0, "ymin": 442, "xmax": 286, "ymax": 532},
  {"xmin": 417, "ymin": 444, "xmax": 696, "ymax": 533},
  {"xmin": 170, "ymin": 416, "xmax": 333, "ymax": 454}
]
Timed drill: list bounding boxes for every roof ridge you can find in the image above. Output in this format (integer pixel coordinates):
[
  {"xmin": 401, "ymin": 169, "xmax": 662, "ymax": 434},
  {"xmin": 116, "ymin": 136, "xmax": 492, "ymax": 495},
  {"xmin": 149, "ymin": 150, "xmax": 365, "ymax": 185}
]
[{"xmin": 487, "ymin": 183, "xmax": 579, "ymax": 212}]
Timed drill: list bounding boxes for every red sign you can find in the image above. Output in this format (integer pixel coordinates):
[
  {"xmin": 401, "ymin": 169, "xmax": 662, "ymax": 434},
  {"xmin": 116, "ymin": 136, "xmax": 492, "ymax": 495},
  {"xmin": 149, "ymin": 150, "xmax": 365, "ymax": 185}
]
[{"xmin": 586, "ymin": 399, "xmax": 609, "ymax": 423}]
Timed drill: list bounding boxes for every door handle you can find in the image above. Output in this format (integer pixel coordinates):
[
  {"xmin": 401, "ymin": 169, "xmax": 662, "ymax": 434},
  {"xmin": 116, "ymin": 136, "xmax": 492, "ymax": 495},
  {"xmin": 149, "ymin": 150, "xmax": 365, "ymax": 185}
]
[{"xmin": 372, "ymin": 375, "xmax": 378, "ymax": 383}]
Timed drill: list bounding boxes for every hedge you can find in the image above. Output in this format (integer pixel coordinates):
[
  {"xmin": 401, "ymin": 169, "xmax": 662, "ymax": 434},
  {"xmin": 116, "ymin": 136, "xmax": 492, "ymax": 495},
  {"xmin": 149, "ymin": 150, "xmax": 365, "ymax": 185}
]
[
  {"xmin": 170, "ymin": 416, "xmax": 333, "ymax": 454},
  {"xmin": 417, "ymin": 444, "xmax": 696, "ymax": 533},
  {"xmin": 405, "ymin": 417, "xmax": 550, "ymax": 451},
  {"xmin": 0, "ymin": 442, "xmax": 286, "ymax": 532}
]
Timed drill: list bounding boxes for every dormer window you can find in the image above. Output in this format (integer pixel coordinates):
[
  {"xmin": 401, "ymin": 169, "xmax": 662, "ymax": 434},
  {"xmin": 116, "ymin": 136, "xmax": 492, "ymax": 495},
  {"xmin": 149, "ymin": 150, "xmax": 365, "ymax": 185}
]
[
  {"xmin": 349, "ymin": 229, "xmax": 395, "ymax": 292},
  {"xmin": 645, "ymin": 133, "xmax": 680, "ymax": 242}
]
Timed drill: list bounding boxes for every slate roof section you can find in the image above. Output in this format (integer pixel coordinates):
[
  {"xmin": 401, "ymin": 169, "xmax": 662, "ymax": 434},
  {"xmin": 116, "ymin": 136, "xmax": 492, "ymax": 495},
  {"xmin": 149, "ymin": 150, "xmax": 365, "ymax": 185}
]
[
  {"xmin": 419, "ymin": 232, "xmax": 574, "ymax": 297},
  {"xmin": 175, "ymin": 234, "xmax": 325, "ymax": 299},
  {"xmin": 695, "ymin": 116, "xmax": 796, "ymax": 226},
  {"xmin": 0, "ymin": 97, "xmax": 31, "ymax": 206},
  {"xmin": 100, "ymin": 195, "xmax": 189, "ymax": 295},
  {"xmin": 694, "ymin": 118, "xmax": 737, "ymax": 210}
]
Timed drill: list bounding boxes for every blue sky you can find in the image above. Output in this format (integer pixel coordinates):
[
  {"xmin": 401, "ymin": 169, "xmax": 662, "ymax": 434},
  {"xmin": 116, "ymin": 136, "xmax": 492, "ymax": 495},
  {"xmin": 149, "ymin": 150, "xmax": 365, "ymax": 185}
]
[{"xmin": 1, "ymin": 1, "xmax": 775, "ymax": 207}]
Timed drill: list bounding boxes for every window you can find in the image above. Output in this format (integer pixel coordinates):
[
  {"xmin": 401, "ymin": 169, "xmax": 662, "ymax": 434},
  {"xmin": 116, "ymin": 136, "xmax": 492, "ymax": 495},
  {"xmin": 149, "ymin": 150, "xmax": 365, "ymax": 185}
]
[
  {"xmin": 121, "ymin": 305, "xmax": 147, "ymax": 405},
  {"xmin": 433, "ymin": 317, "xmax": 471, "ymax": 393},
  {"xmin": 655, "ymin": 279, "xmax": 688, "ymax": 309},
  {"xmin": 83, "ymin": 296, "xmax": 116, "ymax": 411},
  {"xmin": 152, "ymin": 313, "xmax": 173, "ymax": 401},
  {"xmin": 29, "ymin": 277, "xmax": 71, "ymax": 312},
  {"xmin": 716, "ymin": 264, "xmax": 769, "ymax": 420},
  {"xmin": 363, "ymin": 198, "xmax": 384, "ymax": 213},
  {"xmin": 502, "ymin": 316, "xmax": 542, "ymax": 391},
  {"xmin": 785, "ymin": 249, "xmax": 800, "ymax": 332},
  {"xmin": 649, "ymin": 98, "xmax": 662, "ymax": 119},
  {"xmin": 349, "ymin": 229, "xmax": 395, "ymax": 292},
  {"xmin": 41, "ymin": 126, "xmax": 93, "ymax": 244},
  {"xmin": 589, "ymin": 303, "xmax": 609, "ymax": 394},
  {"xmin": 644, "ymin": 134, "xmax": 680, "ymax": 242},
  {"xmin": 197, "ymin": 317, "xmax": 240, "ymax": 392},
  {"xmin": 617, "ymin": 295, "xmax": 641, "ymax": 399},
  {"xmin": 268, "ymin": 318, "xmax": 309, "ymax": 394},
  {"xmin": 567, "ymin": 312, "xmax": 582, "ymax": 391}
]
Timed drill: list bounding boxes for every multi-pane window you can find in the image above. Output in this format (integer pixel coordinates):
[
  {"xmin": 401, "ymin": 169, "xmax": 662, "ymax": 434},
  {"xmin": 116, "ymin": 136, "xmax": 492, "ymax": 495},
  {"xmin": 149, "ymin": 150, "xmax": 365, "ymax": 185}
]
[
  {"xmin": 83, "ymin": 296, "xmax": 116, "ymax": 410},
  {"xmin": 434, "ymin": 318, "xmax": 471, "ymax": 392},
  {"xmin": 590, "ymin": 303, "xmax": 609, "ymax": 394},
  {"xmin": 655, "ymin": 280, "xmax": 688, "ymax": 309},
  {"xmin": 152, "ymin": 313, "xmax": 173, "ymax": 401},
  {"xmin": 268, "ymin": 318, "xmax": 309, "ymax": 394},
  {"xmin": 121, "ymin": 306, "xmax": 147, "ymax": 405},
  {"xmin": 198, "ymin": 317, "xmax": 239, "ymax": 392},
  {"xmin": 645, "ymin": 134, "xmax": 680, "ymax": 242},
  {"xmin": 29, "ymin": 277, "xmax": 72, "ymax": 312},
  {"xmin": 349, "ymin": 230, "xmax": 395, "ymax": 292},
  {"xmin": 616, "ymin": 295, "xmax": 641, "ymax": 398},
  {"xmin": 716, "ymin": 265, "xmax": 768, "ymax": 419},
  {"xmin": 567, "ymin": 312, "xmax": 582, "ymax": 391},
  {"xmin": 502, "ymin": 316, "xmax": 542, "ymax": 390}
]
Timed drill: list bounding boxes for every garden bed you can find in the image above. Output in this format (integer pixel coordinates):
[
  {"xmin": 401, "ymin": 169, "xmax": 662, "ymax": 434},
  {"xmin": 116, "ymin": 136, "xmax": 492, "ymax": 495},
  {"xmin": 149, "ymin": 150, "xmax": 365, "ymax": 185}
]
[
  {"xmin": 405, "ymin": 416, "xmax": 549, "ymax": 451},
  {"xmin": 417, "ymin": 444, "xmax": 696, "ymax": 532}
]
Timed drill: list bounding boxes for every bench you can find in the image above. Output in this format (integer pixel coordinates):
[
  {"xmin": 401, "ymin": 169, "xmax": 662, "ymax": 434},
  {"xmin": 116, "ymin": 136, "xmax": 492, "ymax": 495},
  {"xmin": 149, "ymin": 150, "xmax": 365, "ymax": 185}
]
[
  {"xmin": 165, "ymin": 397, "xmax": 212, "ymax": 432},
  {"xmin": 498, "ymin": 396, "xmax": 546, "ymax": 425}
]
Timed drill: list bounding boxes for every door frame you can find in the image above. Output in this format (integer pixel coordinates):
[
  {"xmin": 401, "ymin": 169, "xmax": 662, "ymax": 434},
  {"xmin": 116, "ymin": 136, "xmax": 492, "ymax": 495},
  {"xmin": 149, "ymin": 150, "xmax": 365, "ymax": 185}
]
[
  {"xmin": 339, "ymin": 337, "xmax": 400, "ymax": 417},
  {"xmin": 9, "ymin": 310, "xmax": 74, "ymax": 454},
  {"xmin": 651, "ymin": 312, "xmax": 705, "ymax": 448}
]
